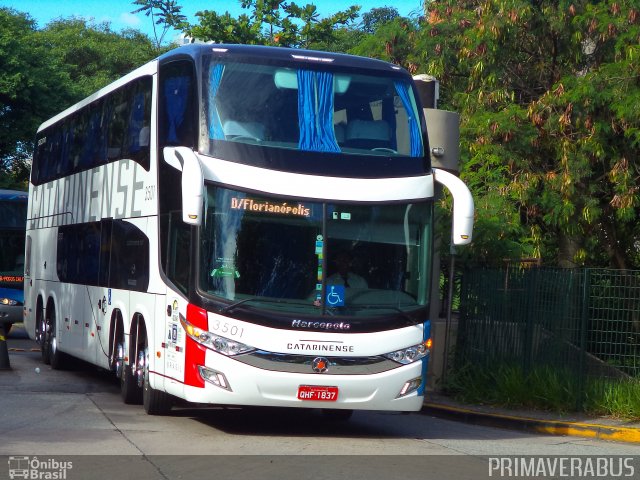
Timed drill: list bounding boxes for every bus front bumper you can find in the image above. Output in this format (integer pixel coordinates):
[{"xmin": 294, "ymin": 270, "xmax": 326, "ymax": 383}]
[{"xmin": 161, "ymin": 351, "xmax": 427, "ymax": 412}]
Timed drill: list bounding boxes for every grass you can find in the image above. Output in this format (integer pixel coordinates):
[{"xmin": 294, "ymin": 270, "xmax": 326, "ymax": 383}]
[{"xmin": 443, "ymin": 363, "xmax": 640, "ymax": 420}]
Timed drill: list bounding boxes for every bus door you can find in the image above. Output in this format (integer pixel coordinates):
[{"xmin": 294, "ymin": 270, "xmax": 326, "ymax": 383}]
[{"xmin": 56, "ymin": 223, "xmax": 96, "ymax": 356}]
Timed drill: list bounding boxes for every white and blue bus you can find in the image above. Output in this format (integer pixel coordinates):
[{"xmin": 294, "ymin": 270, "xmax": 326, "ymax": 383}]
[
  {"xmin": 25, "ymin": 44, "xmax": 473, "ymax": 415},
  {"xmin": 0, "ymin": 189, "xmax": 28, "ymax": 337}
]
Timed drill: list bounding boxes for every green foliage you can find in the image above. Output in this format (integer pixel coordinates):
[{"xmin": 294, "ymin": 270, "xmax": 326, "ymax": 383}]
[
  {"xmin": 185, "ymin": 0, "xmax": 360, "ymax": 49},
  {"xmin": 0, "ymin": 8, "xmax": 157, "ymax": 186},
  {"xmin": 589, "ymin": 379, "xmax": 640, "ymax": 419},
  {"xmin": 0, "ymin": 9, "xmax": 74, "ymax": 182},
  {"xmin": 349, "ymin": 17, "xmax": 421, "ymax": 72},
  {"xmin": 417, "ymin": 0, "xmax": 640, "ymax": 268},
  {"xmin": 39, "ymin": 19, "xmax": 158, "ymax": 96},
  {"xmin": 445, "ymin": 363, "xmax": 640, "ymax": 419},
  {"xmin": 360, "ymin": 6, "xmax": 400, "ymax": 33},
  {"xmin": 132, "ymin": 0, "xmax": 187, "ymax": 49}
]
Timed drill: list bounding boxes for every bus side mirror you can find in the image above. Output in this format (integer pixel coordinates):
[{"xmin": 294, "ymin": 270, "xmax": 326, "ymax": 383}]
[
  {"xmin": 433, "ymin": 168, "xmax": 474, "ymax": 245},
  {"xmin": 163, "ymin": 147, "xmax": 204, "ymax": 226}
]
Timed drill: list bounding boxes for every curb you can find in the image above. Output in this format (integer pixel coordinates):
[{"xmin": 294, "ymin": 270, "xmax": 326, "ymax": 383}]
[{"xmin": 421, "ymin": 402, "xmax": 640, "ymax": 444}]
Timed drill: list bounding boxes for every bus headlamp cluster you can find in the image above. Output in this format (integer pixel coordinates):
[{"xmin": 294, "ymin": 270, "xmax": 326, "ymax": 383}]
[
  {"xmin": 384, "ymin": 338, "xmax": 432, "ymax": 365},
  {"xmin": 180, "ymin": 318, "xmax": 255, "ymax": 356},
  {"xmin": 0, "ymin": 298, "xmax": 19, "ymax": 306}
]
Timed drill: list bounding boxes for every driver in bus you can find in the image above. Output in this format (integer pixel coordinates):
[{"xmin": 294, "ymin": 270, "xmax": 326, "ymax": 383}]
[{"xmin": 327, "ymin": 250, "xmax": 368, "ymax": 289}]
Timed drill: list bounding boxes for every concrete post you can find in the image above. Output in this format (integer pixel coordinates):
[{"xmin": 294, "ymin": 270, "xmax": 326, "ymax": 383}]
[{"xmin": 0, "ymin": 331, "xmax": 11, "ymax": 370}]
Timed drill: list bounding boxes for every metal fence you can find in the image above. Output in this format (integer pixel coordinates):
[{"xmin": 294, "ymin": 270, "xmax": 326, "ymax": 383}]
[{"xmin": 455, "ymin": 267, "xmax": 640, "ymax": 406}]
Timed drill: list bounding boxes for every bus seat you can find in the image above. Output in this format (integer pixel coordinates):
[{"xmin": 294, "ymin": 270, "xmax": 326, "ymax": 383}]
[
  {"xmin": 334, "ymin": 122, "xmax": 346, "ymax": 143},
  {"xmin": 345, "ymin": 120, "xmax": 391, "ymax": 149},
  {"xmin": 223, "ymin": 120, "xmax": 265, "ymax": 140}
]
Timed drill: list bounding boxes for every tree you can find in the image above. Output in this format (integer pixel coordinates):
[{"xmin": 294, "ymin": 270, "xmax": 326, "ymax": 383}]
[
  {"xmin": 0, "ymin": 9, "xmax": 73, "ymax": 187},
  {"xmin": 131, "ymin": 0, "xmax": 187, "ymax": 49},
  {"xmin": 39, "ymin": 18, "xmax": 157, "ymax": 96},
  {"xmin": 361, "ymin": 6, "xmax": 400, "ymax": 33},
  {"xmin": 417, "ymin": 0, "xmax": 640, "ymax": 268},
  {"xmin": 0, "ymin": 9, "xmax": 157, "ymax": 187},
  {"xmin": 184, "ymin": 0, "xmax": 360, "ymax": 49},
  {"xmin": 349, "ymin": 17, "xmax": 421, "ymax": 73}
]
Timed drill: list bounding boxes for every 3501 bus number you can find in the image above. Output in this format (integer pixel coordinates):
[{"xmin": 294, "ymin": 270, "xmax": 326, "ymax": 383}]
[{"xmin": 210, "ymin": 319, "xmax": 244, "ymax": 338}]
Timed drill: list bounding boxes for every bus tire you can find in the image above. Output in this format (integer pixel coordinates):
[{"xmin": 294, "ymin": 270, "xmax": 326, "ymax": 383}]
[
  {"xmin": 142, "ymin": 335, "xmax": 172, "ymax": 415},
  {"xmin": 36, "ymin": 299, "xmax": 49, "ymax": 365},
  {"xmin": 46, "ymin": 304, "xmax": 65, "ymax": 370},
  {"xmin": 120, "ymin": 328, "xmax": 142, "ymax": 404}
]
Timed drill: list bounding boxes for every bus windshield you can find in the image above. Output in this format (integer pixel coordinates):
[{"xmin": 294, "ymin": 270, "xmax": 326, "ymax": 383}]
[
  {"xmin": 200, "ymin": 57, "xmax": 423, "ymax": 158},
  {"xmin": 198, "ymin": 185, "xmax": 432, "ymax": 318}
]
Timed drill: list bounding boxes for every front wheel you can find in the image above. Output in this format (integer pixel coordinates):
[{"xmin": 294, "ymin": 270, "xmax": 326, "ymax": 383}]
[{"xmin": 142, "ymin": 336, "xmax": 173, "ymax": 415}]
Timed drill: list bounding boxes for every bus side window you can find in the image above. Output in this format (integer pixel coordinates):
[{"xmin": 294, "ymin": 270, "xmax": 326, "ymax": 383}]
[
  {"xmin": 108, "ymin": 220, "xmax": 149, "ymax": 292},
  {"xmin": 165, "ymin": 211, "xmax": 190, "ymax": 295},
  {"xmin": 25, "ymin": 235, "xmax": 31, "ymax": 277},
  {"xmin": 159, "ymin": 60, "xmax": 197, "ymax": 149}
]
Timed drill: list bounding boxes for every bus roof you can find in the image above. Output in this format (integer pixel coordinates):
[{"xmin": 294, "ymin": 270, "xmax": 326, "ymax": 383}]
[
  {"xmin": 160, "ymin": 44, "xmax": 410, "ymax": 76},
  {"xmin": 37, "ymin": 44, "xmax": 411, "ymax": 134}
]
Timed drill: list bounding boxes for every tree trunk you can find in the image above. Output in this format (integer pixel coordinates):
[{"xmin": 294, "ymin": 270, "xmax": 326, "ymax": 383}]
[{"xmin": 557, "ymin": 233, "xmax": 581, "ymax": 268}]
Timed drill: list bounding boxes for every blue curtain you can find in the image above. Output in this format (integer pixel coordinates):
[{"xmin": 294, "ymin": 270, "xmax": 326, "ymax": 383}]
[
  {"xmin": 394, "ymin": 81, "xmax": 422, "ymax": 157},
  {"xmin": 164, "ymin": 76, "xmax": 190, "ymax": 144},
  {"xmin": 128, "ymin": 92, "xmax": 145, "ymax": 154},
  {"xmin": 208, "ymin": 64, "xmax": 225, "ymax": 140},
  {"xmin": 297, "ymin": 70, "xmax": 340, "ymax": 153},
  {"xmin": 80, "ymin": 110, "xmax": 102, "ymax": 168},
  {"xmin": 382, "ymin": 97, "xmax": 397, "ymax": 150}
]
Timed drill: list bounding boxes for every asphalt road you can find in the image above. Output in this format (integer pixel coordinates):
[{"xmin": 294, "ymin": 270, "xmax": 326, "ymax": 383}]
[{"xmin": 1, "ymin": 326, "xmax": 638, "ymax": 480}]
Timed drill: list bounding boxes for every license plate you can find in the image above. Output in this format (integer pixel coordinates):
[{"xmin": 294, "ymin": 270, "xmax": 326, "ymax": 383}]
[{"xmin": 297, "ymin": 385, "xmax": 339, "ymax": 402}]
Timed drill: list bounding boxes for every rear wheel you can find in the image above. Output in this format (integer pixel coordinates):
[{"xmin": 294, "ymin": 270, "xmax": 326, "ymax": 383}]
[
  {"xmin": 119, "ymin": 328, "xmax": 142, "ymax": 404},
  {"xmin": 45, "ymin": 306, "xmax": 65, "ymax": 370},
  {"xmin": 142, "ymin": 335, "xmax": 173, "ymax": 415},
  {"xmin": 36, "ymin": 301, "xmax": 49, "ymax": 365}
]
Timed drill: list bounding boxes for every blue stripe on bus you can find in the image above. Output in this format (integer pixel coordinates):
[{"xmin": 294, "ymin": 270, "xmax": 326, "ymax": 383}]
[{"xmin": 418, "ymin": 319, "xmax": 431, "ymax": 395}]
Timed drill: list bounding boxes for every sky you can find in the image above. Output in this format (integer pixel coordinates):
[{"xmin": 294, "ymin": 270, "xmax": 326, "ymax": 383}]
[{"xmin": 1, "ymin": 0, "xmax": 424, "ymax": 42}]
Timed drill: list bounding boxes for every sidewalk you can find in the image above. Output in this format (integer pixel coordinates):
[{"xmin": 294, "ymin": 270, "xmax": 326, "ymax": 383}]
[{"xmin": 422, "ymin": 391, "xmax": 640, "ymax": 444}]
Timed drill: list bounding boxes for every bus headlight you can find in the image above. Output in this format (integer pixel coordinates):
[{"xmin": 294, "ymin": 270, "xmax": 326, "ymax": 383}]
[
  {"xmin": 180, "ymin": 317, "xmax": 255, "ymax": 356},
  {"xmin": 0, "ymin": 298, "xmax": 19, "ymax": 306},
  {"xmin": 384, "ymin": 338, "xmax": 432, "ymax": 365}
]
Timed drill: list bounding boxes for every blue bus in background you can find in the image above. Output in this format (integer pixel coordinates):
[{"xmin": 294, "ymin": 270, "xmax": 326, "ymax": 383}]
[{"xmin": 0, "ymin": 189, "xmax": 28, "ymax": 336}]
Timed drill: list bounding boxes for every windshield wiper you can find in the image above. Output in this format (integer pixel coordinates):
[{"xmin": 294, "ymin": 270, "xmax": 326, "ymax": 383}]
[
  {"xmin": 218, "ymin": 296, "xmax": 290, "ymax": 314},
  {"xmin": 218, "ymin": 297, "xmax": 259, "ymax": 314},
  {"xmin": 349, "ymin": 304, "xmax": 418, "ymax": 326}
]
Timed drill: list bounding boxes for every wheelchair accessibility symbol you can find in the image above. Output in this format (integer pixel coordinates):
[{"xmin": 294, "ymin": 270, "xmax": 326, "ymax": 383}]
[{"xmin": 326, "ymin": 285, "xmax": 345, "ymax": 307}]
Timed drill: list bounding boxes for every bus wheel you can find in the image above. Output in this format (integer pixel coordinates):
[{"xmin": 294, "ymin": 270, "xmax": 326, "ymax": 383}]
[
  {"xmin": 119, "ymin": 332, "xmax": 142, "ymax": 405},
  {"xmin": 36, "ymin": 301, "xmax": 49, "ymax": 364},
  {"xmin": 141, "ymin": 335, "xmax": 173, "ymax": 415},
  {"xmin": 321, "ymin": 409, "xmax": 354, "ymax": 421},
  {"xmin": 46, "ymin": 307, "xmax": 65, "ymax": 370}
]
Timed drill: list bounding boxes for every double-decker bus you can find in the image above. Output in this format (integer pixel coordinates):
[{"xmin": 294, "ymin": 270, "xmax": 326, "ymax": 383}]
[
  {"xmin": 25, "ymin": 44, "xmax": 473, "ymax": 415},
  {"xmin": 0, "ymin": 189, "xmax": 28, "ymax": 337}
]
